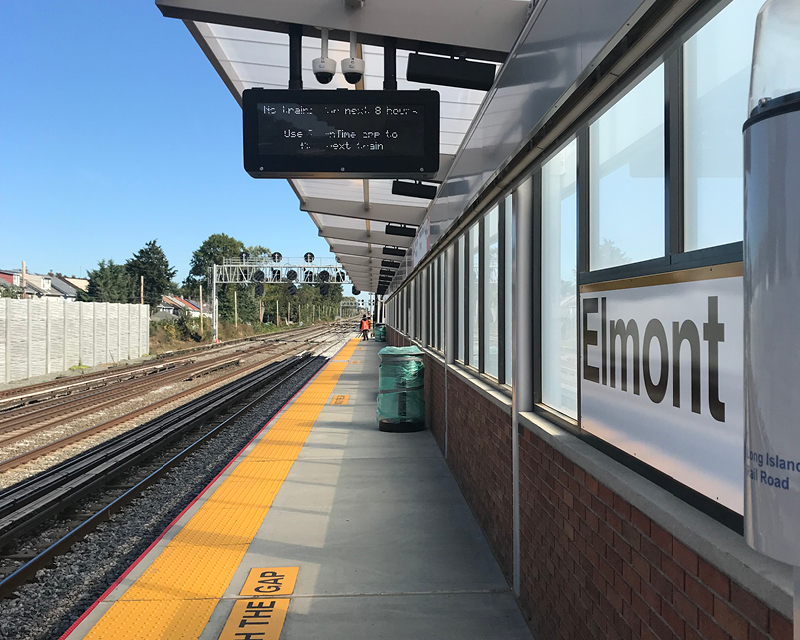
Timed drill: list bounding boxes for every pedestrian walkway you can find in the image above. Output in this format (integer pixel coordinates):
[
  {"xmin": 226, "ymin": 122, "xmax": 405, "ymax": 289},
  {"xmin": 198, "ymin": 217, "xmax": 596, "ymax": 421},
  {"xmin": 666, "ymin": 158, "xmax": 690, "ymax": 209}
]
[{"xmin": 64, "ymin": 337, "xmax": 532, "ymax": 640}]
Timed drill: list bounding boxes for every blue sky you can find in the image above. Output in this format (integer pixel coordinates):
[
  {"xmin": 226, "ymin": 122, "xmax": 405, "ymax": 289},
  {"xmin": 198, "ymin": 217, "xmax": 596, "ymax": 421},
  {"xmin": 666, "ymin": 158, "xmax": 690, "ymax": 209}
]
[{"xmin": 0, "ymin": 1, "xmax": 335, "ymax": 283}]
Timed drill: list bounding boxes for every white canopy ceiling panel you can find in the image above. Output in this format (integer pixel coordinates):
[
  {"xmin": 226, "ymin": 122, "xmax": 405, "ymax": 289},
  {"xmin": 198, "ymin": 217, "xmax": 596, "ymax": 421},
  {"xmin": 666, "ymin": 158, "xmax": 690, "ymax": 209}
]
[
  {"xmin": 335, "ymin": 251, "xmax": 390, "ymax": 263},
  {"xmin": 158, "ymin": 0, "xmax": 529, "ymax": 59},
  {"xmin": 171, "ymin": 5, "xmax": 519, "ymax": 292},
  {"xmin": 318, "ymin": 228, "xmax": 413, "ymax": 248},
  {"xmin": 330, "ymin": 243, "xmax": 389, "ymax": 258},
  {"xmin": 309, "ymin": 213, "xmax": 368, "ymax": 231},
  {"xmin": 338, "ymin": 256, "xmax": 392, "ymax": 267},
  {"xmin": 301, "ymin": 199, "xmax": 426, "ymax": 225}
]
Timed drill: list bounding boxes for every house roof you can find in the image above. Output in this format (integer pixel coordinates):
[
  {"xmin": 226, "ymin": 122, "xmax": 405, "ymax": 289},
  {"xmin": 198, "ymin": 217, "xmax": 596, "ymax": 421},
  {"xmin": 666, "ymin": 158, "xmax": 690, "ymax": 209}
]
[{"xmin": 49, "ymin": 276, "xmax": 79, "ymax": 298}]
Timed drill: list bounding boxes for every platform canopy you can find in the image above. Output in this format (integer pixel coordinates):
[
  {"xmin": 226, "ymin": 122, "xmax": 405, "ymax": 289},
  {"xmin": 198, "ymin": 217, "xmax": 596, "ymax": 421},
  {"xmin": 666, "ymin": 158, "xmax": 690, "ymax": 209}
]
[{"xmin": 157, "ymin": 0, "xmax": 529, "ymax": 291}]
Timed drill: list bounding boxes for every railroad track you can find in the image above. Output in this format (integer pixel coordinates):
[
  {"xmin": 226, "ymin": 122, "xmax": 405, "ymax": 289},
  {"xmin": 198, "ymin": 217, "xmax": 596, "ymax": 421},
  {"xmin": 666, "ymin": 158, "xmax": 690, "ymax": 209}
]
[
  {"xmin": 0, "ymin": 343, "xmax": 336, "ymax": 598},
  {"xmin": 0, "ymin": 325, "xmax": 335, "ymax": 453},
  {"xmin": 0, "ymin": 338, "xmax": 326, "ymax": 473}
]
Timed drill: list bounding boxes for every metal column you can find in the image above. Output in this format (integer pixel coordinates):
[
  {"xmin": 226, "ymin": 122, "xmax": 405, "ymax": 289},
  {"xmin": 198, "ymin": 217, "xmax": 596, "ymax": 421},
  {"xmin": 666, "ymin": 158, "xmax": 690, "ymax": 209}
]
[{"xmin": 511, "ymin": 177, "xmax": 534, "ymax": 596}]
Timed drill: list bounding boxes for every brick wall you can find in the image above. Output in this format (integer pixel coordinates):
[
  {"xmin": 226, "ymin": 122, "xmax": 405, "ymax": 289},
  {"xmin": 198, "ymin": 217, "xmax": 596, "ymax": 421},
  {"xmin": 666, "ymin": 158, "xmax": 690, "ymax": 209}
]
[
  {"xmin": 442, "ymin": 368, "xmax": 514, "ymax": 583},
  {"xmin": 386, "ymin": 328, "xmax": 791, "ymax": 640},
  {"xmin": 423, "ymin": 355, "xmax": 447, "ymax": 452},
  {"xmin": 386, "ymin": 326, "xmax": 409, "ymax": 347},
  {"xmin": 516, "ymin": 426, "xmax": 792, "ymax": 640}
]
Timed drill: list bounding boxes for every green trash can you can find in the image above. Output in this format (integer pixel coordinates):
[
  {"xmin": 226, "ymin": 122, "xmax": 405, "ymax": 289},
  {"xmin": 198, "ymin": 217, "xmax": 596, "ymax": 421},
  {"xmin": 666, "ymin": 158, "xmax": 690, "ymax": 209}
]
[
  {"xmin": 377, "ymin": 346, "xmax": 425, "ymax": 432},
  {"xmin": 374, "ymin": 324, "xmax": 386, "ymax": 342}
]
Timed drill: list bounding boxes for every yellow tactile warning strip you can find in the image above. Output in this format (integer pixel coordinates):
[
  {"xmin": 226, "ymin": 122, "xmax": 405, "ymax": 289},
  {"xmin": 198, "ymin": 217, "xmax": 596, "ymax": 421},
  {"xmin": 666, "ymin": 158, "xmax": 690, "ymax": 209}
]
[
  {"xmin": 218, "ymin": 599, "xmax": 290, "ymax": 640},
  {"xmin": 239, "ymin": 567, "xmax": 298, "ymax": 597},
  {"xmin": 78, "ymin": 339, "xmax": 359, "ymax": 640},
  {"xmin": 330, "ymin": 395, "xmax": 349, "ymax": 405}
]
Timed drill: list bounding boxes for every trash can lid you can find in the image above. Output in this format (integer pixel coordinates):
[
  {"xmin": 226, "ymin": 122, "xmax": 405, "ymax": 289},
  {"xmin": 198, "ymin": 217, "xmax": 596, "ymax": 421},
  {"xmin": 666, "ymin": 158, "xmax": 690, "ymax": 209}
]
[{"xmin": 378, "ymin": 346, "xmax": 423, "ymax": 356}]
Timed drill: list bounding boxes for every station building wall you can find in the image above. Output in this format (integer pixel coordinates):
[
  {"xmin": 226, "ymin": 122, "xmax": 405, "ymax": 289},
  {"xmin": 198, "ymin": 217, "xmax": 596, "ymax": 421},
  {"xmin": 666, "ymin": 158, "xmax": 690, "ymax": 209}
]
[{"xmin": 383, "ymin": 0, "xmax": 794, "ymax": 637}]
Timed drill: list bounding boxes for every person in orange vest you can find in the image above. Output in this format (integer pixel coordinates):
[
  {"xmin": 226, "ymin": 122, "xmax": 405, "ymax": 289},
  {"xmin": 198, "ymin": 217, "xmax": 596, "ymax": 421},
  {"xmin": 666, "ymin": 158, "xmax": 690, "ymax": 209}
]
[{"xmin": 360, "ymin": 315, "xmax": 370, "ymax": 341}]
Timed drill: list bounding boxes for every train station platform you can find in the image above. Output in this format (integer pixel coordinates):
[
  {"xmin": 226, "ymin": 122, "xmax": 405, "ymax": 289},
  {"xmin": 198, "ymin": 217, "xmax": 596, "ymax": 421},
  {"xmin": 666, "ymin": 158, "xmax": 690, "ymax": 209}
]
[{"xmin": 62, "ymin": 336, "xmax": 532, "ymax": 640}]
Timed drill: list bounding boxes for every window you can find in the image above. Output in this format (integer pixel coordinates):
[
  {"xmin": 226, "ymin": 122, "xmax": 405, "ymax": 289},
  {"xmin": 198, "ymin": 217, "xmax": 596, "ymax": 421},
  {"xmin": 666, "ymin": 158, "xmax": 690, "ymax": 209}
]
[
  {"xmin": 590, "ymin": 64, "xmax": 666, "ymax": 270},
  {"xmin": 683, "ymin": 0, "xmax": 762, "ymax": 250},
  {"xmin": 504, "ymin": 193, "xmax": 513, "ymax": 385},
  {"xmin": 484, "ymin": 206, "xmax": 500, "ymax": 378},
  {"xmin": 541, "ymin": 140, "xmax": 578, "ymax": 419},
  {"xmin": 457, "ymin": 236, "xmax": 465, "ymax": 362},
  {"xmin": 467, "ymin": 223, "xmax": 480, "ymax": 369}
]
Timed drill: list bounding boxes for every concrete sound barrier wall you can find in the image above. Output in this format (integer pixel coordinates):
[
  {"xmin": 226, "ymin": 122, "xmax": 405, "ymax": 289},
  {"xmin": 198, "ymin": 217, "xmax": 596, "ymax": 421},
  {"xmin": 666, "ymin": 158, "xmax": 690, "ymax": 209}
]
[{"xmin": 0, "ymin": 299, "xmax": 150, "ymax": 383}]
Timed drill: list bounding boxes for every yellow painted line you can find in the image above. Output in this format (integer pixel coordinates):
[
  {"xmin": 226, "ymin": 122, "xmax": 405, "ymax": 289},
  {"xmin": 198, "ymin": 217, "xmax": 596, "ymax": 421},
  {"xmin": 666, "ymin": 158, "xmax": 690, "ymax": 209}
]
[
  {"xmin": 330, "ymin": 395, "xmax": 349, "ymax": 405},
  {"xmin": 218, "ymin": 599, "xmax": 289, "ymax": 640},
  {"xmin": 239, "ymin": 567, "xmax": 298, "ymax": 597},
  {"xmin": 79, "ymin": 339, "xmax": 360, "ymax": 640}
]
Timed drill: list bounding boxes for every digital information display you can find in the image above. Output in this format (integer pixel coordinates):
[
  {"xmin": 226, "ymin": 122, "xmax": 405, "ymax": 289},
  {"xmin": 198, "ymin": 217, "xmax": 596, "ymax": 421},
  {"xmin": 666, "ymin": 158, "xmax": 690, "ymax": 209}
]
[{"xmin": 243, "ymin": 89, "xmax": 439, "ymax": 179}]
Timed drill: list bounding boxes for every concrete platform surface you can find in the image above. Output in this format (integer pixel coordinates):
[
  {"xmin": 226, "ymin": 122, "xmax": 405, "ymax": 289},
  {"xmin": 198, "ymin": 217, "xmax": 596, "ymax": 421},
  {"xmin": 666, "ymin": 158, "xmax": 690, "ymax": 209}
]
[{"xmin": 66, "ymin": 337, "xmax": 532, "ymax": 640}]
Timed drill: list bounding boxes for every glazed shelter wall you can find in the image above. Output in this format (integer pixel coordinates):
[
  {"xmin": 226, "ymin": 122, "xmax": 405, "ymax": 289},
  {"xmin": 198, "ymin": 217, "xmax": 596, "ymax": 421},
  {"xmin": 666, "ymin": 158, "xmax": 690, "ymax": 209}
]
[{"xmin": 383, "ymin": 0, "xmax": 794, "ymax": 637}]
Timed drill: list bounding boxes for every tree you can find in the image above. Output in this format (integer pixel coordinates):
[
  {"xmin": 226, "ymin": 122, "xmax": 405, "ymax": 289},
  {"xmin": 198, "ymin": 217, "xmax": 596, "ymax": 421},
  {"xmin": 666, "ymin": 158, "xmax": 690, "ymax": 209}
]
[
  {"xmin": 0, "ymin": 284, "xmax": 23, "ymax": 299},
  {"xmin": 79, "ymin": 260, "xmax": 134, "ymax": 303},
  {"xmin": 183, "ymin": 233, "xmax": 244, "ymax": 296},
  {"xmin": 246, "ymin": 245, "xmax": 272, "ymax": 261},
  {"xmin": 595, "ymin": 238, "xmax": 630, "ymax": 269},
  {"xmin": 126, "ymin": 240, "xmax": 177, "ymax": 310}
]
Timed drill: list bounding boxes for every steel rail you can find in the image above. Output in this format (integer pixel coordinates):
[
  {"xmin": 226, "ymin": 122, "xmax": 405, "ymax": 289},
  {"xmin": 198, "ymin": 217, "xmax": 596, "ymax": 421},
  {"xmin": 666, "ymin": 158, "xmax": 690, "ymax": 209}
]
[
  {"xmin": 0, "ymin": 360, "xmax": 193, "ymax": 409},
  {"xmin": 0, "ymin": 350, "xmax": 327, "ymax": 599},
  {"xmin": 0, "ymin": 341, "xmax": 314, "ymax": 473},
  {"xmin": 0, "ymin": 353, "xmax": 312, "ymax": 545},
  {"xmin": 0, "ymin": 339, "xmax": 305, "ymax": 445},
  {"xmin": 0, "ymin": 322, "xmax": 332, "ymax": 407}
]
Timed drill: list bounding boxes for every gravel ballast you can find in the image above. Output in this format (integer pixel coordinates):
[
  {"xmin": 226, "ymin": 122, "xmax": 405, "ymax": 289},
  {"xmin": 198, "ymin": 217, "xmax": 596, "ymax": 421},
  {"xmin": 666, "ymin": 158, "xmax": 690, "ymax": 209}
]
[{"xmin": 0, "ymin": 355, "xmax": 330, "ymax": 640}]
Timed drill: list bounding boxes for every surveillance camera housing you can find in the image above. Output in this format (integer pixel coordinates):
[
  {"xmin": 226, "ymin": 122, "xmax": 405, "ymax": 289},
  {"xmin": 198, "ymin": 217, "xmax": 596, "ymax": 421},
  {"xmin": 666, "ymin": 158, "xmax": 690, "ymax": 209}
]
[
  {"xmin": 341, "ymin": 57, "xmax": 365, "ymax": 84},
  {"xmin": 312, "ymin": 57, "xmax": 336, "ymax": 84}
]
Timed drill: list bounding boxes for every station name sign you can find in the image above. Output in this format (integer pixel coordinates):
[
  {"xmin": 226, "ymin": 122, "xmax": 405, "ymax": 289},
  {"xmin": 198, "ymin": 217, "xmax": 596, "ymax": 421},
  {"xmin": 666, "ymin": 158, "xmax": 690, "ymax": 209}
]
[
  {"xmin": 243, "ymin": 89, "xmax": 440, "ymax": 179},
  {"xmin": 580, "ymin": 270, "xmax": 744, "ymax": 514}
]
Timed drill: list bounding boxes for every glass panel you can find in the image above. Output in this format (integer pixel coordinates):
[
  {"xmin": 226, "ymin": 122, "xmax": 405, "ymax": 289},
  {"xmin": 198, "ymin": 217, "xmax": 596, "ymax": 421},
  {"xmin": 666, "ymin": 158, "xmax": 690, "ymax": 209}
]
[
  {"xmin": 541, "ymin": 140, "xmax": 578, "ymax": 419},
  {"xmin": 590, "ymin": 65, "xmax": 665, "ymax": 270},
  {"xmin": 504, "ymin": 193, "xmax": 513, "ymax": 385},
  {"xmin": 468, "ymin": 223, "xmax": 480, "ymax": 369},
  {"xmin": 484, "ymin": 206, "xmax": 500, "ymax": 378},
  {"xmin": 458, "ymin": 236, "xmax": 465, "ymax": 361},
  {"xmin": 684, "ymin": 0, "xmax": 762, "ymax": 250}
]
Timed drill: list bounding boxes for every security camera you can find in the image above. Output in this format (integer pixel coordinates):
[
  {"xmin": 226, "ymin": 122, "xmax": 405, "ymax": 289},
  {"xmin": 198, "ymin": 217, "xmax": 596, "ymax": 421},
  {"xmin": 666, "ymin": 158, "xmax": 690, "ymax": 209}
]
[
  {"xmin": 342, "ymin": 56, "xmax": 365, "ymax": 84},
  {"xmin": 312, "ymin": 57, "xmax": 336, "ymax": 84}
]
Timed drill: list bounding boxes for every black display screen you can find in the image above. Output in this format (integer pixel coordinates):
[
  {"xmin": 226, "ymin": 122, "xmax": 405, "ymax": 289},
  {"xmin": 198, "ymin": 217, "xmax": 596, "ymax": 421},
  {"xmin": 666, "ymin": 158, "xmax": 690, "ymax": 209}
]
[{"xmin": 243, "ymin": 89, "xmax": 439, "ymax": 179}]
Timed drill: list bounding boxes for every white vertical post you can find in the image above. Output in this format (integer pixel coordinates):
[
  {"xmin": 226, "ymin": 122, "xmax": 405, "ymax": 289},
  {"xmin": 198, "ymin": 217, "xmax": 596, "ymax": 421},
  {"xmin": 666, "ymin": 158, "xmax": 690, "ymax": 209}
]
[
  {"xmin": 63, "ymin": 299, "xmax": 68, "ymax": 370},
  {"xmin": 4, "ymin": 299, "xmax": 10, "ymax": 383},
  {"xmin": 105, "ymin": 302, "xmax": 110, "ymax": 362},
  {"xmin": 117, "ymin": 303, "xmax": 122, "ymax": 363},
  {"xmin": 212, "ymin": 266, "xmax": 218, "ymax": 342},
  {"xmin": 26, "ymin": 297, "xmax": 32, "ymax": 379},
  {"xmin": 78, "ymin": 303, "xmax": 84, "ymax": 366},
  {"xmin": 45, "ymin": 298, "xmax": 51, "ymax": 374},
  {"xmin": 92, "ymin": 303, "xmax": 98, "ymax": 366}
]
